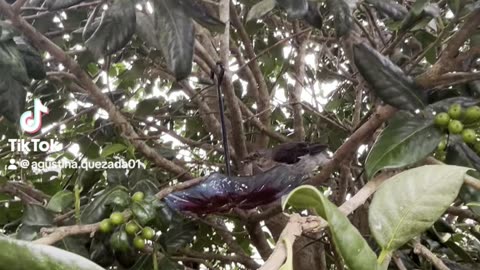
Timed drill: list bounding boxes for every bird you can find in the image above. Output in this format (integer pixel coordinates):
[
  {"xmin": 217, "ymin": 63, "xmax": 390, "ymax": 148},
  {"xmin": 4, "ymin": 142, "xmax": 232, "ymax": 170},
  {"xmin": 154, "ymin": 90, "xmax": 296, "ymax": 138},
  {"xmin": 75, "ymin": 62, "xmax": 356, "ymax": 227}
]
[{"xmin": 164, "ymin": 142, "xmax": 330, "ymax": 215}]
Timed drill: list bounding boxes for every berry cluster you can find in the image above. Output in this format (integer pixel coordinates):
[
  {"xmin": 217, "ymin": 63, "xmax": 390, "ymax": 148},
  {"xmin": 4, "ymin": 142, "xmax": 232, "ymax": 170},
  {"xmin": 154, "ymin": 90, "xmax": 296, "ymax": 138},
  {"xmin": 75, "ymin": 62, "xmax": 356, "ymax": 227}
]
[
  {"xmin": 98, "ymin": 191, "xmax": 156, "ymax": 250},
  {"xmin": 434, "ymin": 104, "xmax": 480, "ymax": 160}
]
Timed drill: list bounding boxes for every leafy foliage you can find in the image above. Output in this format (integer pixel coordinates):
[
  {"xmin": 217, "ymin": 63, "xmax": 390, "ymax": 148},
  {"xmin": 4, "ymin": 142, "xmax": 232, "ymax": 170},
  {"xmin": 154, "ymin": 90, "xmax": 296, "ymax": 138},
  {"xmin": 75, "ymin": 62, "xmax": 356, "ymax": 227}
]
[
  {"xmin": 365, "ymin": 113, "xmax": 442, "ymax": 178},
  {"xmin": 0, "ymin": 237, "xmax": 104, "ymax": 269},
  {"xmin": 369, "ymin": 165, "xmax": 470, "ymax": 260},
  {"xmin": 353, "ymin": 43, "xmax": 426, "ymax": 111},
  {"xmin": 284, "ymin": 185, "xmax": 378, "ymax": 270}
]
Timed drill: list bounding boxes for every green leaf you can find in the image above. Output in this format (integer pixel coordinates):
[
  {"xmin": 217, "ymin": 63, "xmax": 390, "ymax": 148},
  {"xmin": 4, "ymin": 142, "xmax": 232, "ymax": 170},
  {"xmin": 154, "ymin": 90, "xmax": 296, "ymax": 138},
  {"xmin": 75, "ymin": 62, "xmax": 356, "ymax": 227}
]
[
  {"xmin": 303, "ymin": 1, "xmax": 323, "ymax": 30},
  {"xmin": 57, "ymin": 237, "xmax": 90, "ymax": 259},
  {"xmin": 276, "ymin": 0, "xmax": 308, "ymax": 19},
  {"xmin": 283, "ymin": 185, "xmax": 378, "ymax": 270},
  {"xmin": 152, "ymin": 0, "xmax": 194, "ymax": 80},
  {"xmin": 446, "ymin": 140, "xmax": 480, "ymax": 172},
  {"xmin": 159, "ymin": 221, "xmax": 197, "ymax": 252},
  {"xmin": 353, "ymin": 43, "xmax": 426, "ymax": 111},
  {"xmin": 106, "ymin": 169, "xmax": 128, "ymax": 186},
  {"xmin": 14, "ymin": 37, "xmax": 46, "ymax": 80},
  {"xmin": 177, "ymin": 0, "xmax": 225, "ymax": 33},
  {"xmin": 0, "ymin": 39, "xmax": 29, "ymax": 123},
  {"xmin": 447, "ymin": 0, "xmax": 461, "ymax": 15},
  {"xmin": 426, "ymin": 97, "xmax": 479, "ymax": 114},
  {"xmin": 366, "ymin": 0, "xmax": 408, "ymax": 21},
  {"xmin": 130, "ymin": 179, "xmax": 159, "ymax": 196},
  {"xmin": 101, "ymin": 143, "xmax": 127, "ymax": 157},
  {"xmin": 135, "ymin": 12, "xmax": 159, "ymax": 49},
  {"xmin": 46, "ymin": 190, "xmax": 75, "ymax": 213},
  {"xmin": 46, "ymin": 0, "xmax": 85, "ymax": 10},
  {"xmin": 369, "ymin": 165, "xmax": 470, "ymax": 258},
  {"xmin": 109, "ymin": 230, "xmax": 130, "ymax": 253},
  {"xmin": 80, "ymin": 186, "xmax": 129, "ymax": 224},
  {"xmin": 446, "ymin": 140, "xmax": 480, "ymax": 214},
  {"xmin": 247, "ymin": 0, "xmax": 276, "ymax": 22},
  {"xmin": 83, "ymin": 0, "xmax": 136, "ymax": 57},
  {"xmin": 399, "ymin": 0, "xmax": 440, "ymax": 32},
  {"xmin": 131, "ymin": 200, "xmax": 157, "ymax": 226},
  {"xmin": 365, "ymin": 115, "xmax": 442, "ymax": 178},
  {"xmin": 0, "ymin": 237, "xmax": 104, "ymax": 269},
  {"xmin": 158, "ymin": 257, "xmax": 183, "ymax": 270},
  {"xmin": 0, "ymin": 76, "xmax": 26, "ymax": 123},
  {"xmin": 135, "ymin": 98, "xmax": 160, "ymax": 117},
  {"xmin": 22, "ymin": 205, "xmax": 54, "ymax": 227},
  {"xmin": 325, "ymin": 0, "xmax": 352, "ymax": 37}
]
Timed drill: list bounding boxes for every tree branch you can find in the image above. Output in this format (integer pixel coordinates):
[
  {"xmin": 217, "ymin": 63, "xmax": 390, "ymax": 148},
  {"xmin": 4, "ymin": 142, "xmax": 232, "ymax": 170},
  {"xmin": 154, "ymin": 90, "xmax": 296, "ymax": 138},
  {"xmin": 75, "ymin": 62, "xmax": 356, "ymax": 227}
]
[
  {"xmin": 290, "ymin": 31, "xmax": 308, "ymax": 141},
  {"xmin": 219, "ymin": 0, "xmax": 249, "ymax": 164},
  {"xmin": 308, "ymin": 105, "xmax": 396, "ymax": 185},
  {"xmin": 413, "ymin": 240, "xmax": 450, "ymax": 270},
  {"xmin": 0, "ymin": 0, "xmax": 193, "ymax": 180},
  {"xmin": 259, "ymin": 173, "xmax": 389, "ymax": 269},
  {"xmin": 230, "ymin": 4, "xmax": 272, "ymax": 148}
]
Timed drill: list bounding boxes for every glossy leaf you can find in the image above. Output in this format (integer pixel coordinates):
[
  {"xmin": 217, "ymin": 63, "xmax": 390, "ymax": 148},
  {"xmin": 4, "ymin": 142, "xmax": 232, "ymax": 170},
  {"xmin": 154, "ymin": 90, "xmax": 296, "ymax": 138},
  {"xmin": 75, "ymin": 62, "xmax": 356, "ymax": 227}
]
[
  {"xmin": 106, "ymin": 169, "xmax": 128, "ymax": 186},
  {"xmin": 84, "ymin": 0, "xmax": 136, "ymax": 57},
  {"xmin": 447, "ymin": 0, "xmax": 461, "ymax": 15},
  {"xmin": 446, "ymin": 140, "xmax": 480, "ymax": 214},
  {"xmin": 426, "ymin": 97, "xmax": 480, "ymax": 115},
  {"xmin": 365, "ymin": 115, "xmax": 442, "ymax": 178},
  {"xmin": 325, "ymin": 0, "xmax": 352, "ymax": 37},
  {"xmin": 399, "ymin": 0, "xmax": 439, "ymax": 31},
  {"xmin": 0, "ymin": 237, "xmax": 104, "ymax": 269},
  {"xmin": 446, "ymin": 140, "xmax": 480, "ymax": 172},
  {"xmin": 22, "ymin": 205, "xmax": 54, "ymax": 227},
  {"xmin": 0, "ymin": 77, "xmax": 26, "ymax": 123},
  {"xmin": 101, "ymin": 143, "xmax": 127, "ymax": 157},
  {"xmin": 46, "ymin": 0, "xmax": 85, "ymax": 10},
  {"xmin": 283, "ymin": 185, "xmax": 378, "ymax": 270},
  {"xmin": 276, "ymin": 0, "xmax": 308, "ymax": 19},
  {"xmin": 303, "ymin": 1, "xmax": 323, "ymax": 30},
  {"xmin": 354, "ymin": 43, "xmax": 426, "ymax": 111},
  {"xmin": 131, "ymin": 200, "xmax": 157, "ymax": 225},
  {"xmin": 178, "ymin": 0, "xmax": 225, "ymax": 33},
  {"xmin": 80, "ymin": 186, "xmax": 129, "ymax": 224},
  {"xmin": 14, "ymin": 37, "xmax": 46, "ymax": 80},
  {"xmin": 366, "ymin": 0, "xmax": 408, "ymax": 21},
  {"xmin": 130, "ymin": 179, "xmax": 159, "ymax": 196},
  {"xmin": 58, "ymin": 237, "xmax": 90, "ymax": 259},
  {"xmin": 0, "ymin": 38, "xmax": 28, "ymax": 123},
  {"xmin": 159, "ymin": 222, "xmax": 196, "ymax": 252},
  {"xmin": 135, "ymin": 11, "xmax": 160, "ymax": 49},
  {"xmin": 247, "ymin": 0, "xmax": 276, "ymax": 22},
  {"xmin": 152, "ymin": 0, "xmax": 194, "ymax": 80},
  {"xmin": 369, "ymin": 165, "xmax": 470, "ymax": 258},
  {"xmin": 109, "ymin": 230, "xmax": 131, "ymax": 253},
  {"xmin": 47, "ymin": 190, "xmax": 75, "ymax": 213}
]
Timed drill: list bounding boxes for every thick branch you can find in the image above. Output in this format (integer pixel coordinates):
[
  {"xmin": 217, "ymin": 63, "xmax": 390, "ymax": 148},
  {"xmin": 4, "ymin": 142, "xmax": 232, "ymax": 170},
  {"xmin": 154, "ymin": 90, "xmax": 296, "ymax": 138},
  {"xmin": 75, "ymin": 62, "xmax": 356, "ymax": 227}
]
[
  {"xmin": 219, "ymin": 2, "xmax": 249, "ymax": 163},
  {"xmin": 417, "ymin": 8, "xmax": 480, "ymax": 85},
  {"xmin": 230, "ymin": 4, "xmax": 271, "ymax": 148},
  {"xmin": 308, "ymin": 105, "xmax": 396, "ymax": 185},
  {"xmin": 290, "ymin": 35, "xmax": 308, "ymax": 141},
  {"xmin": 34, "ymin": 223, "xmax": 99, "ymax": 245}
]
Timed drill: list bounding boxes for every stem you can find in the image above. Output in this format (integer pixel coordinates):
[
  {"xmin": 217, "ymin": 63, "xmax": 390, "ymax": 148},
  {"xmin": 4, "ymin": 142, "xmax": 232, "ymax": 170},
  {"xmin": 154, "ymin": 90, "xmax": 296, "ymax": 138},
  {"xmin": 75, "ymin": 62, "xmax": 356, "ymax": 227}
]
[{"xmin": 377, "ymin": 249, "xmax": 390, "ymax": 267}]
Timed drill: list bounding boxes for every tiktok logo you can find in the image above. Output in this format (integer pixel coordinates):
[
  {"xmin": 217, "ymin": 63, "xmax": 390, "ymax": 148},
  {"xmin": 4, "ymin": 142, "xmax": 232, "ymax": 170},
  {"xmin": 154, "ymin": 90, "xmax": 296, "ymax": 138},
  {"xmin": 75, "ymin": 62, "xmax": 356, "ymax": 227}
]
[{"xmin": 19, "ymin": 99, "xmax": 49, "ymax": 134}]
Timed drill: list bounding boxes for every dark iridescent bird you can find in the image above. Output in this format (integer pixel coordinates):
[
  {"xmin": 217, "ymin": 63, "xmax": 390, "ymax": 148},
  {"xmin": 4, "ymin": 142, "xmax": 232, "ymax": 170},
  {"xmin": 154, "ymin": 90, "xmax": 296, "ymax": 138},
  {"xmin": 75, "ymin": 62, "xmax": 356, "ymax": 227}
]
[{"xmin": 164, "ymin": 142, "xmax": 330, "ymax": 215}]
